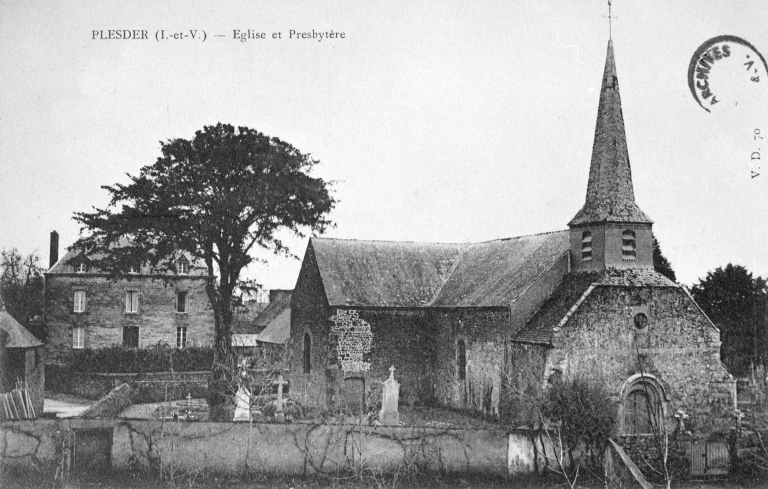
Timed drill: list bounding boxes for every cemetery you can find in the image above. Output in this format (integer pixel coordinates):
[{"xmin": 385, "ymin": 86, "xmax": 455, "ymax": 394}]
[{"xmin": 1, "ymin": 367, "xmax": 538, "ymax": 484}]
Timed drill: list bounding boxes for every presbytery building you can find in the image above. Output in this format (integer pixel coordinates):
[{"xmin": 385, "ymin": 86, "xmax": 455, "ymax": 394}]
[{"xmin": 45, "ymin": 233, "xmax": 214, "ymax": 367}]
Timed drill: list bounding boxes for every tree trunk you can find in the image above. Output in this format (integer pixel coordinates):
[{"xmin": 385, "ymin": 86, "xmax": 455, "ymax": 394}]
[{"xmin": 206, "ymin": 282, "xmax": 235, "ymax": 422}]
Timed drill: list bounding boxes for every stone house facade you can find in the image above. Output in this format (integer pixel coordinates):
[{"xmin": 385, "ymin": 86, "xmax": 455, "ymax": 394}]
[
  {"xmin": 45, "ymin": 237, "xmax": 214, "ymax": 366},
  {"xmin": 287, "ymin": 40, "xmax": 736, "ymax": 435}
]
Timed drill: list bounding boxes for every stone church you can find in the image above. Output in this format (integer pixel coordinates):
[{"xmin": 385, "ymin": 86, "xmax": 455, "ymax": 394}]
[{"xmin": 288, "ymin": 41, "xmax": 736, "ymax": 433}]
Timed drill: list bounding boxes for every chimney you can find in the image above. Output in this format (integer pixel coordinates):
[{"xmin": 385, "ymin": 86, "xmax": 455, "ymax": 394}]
[
  {"xmin": 49, "ymin": 231, "xmax": 59, "ymax": 269},
  {"xmin": 269, "ymin": 289, "xmax": 292, "ymax": 303}
]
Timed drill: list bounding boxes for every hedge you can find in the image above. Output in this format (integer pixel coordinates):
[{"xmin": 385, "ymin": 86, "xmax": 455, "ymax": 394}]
[{"xmin": 66, "ymin": 343, "xmax": 214, "ymax": 373}]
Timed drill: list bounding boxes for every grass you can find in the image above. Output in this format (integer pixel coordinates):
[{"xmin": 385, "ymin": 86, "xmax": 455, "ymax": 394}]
[{"xmin": 6, "ymin": 472, "xmax": 768, "ymax": 489}]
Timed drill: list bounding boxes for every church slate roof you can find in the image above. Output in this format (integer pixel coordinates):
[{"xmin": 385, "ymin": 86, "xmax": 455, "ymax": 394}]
[
  {"xmin": 0, "ymin": 307, "xmax": 43, "ymax": 348},
  {"xmin": 513, "ymin": 268, "xmax": 678, "ymax": 345},
  {"xmin": 430, "ymin": 231, "xmax": 569, "ymax": 307},
  {"xmin": 312, "ymin": 239, "xmax": 463, "ymax": 307},
  {"xmin": 568, "ymin": 40, "xmax": 652, "ymax": 226},
  {"xmin": 311, "ymin": 230, "xmax": 569, "ymax": 308}
]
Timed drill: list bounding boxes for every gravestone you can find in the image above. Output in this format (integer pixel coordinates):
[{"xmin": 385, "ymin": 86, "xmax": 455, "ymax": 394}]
[
  {"xmin": 233, "ymin": 386, "xmax": 251, "ymax": 422},
  {"xmin": 379, "ymin": 366, "xmax": 400, "ymax": 425},
  {"xmin": 273, "ymin": 374, "xmax": 288, "ymax": 423}
]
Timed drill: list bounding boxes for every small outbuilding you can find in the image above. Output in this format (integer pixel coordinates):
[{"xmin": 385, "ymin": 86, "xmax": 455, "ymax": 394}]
[
  {"xmin": 0, "ymin": 303, "xmax": 45, "ymax": 417},
  {"xmin": 232, "ymin": 290, "xmax": 292, "ymax": 353}
]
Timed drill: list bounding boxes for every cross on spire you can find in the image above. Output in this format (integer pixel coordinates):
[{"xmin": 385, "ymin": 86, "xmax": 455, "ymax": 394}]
[{"xmin": 602, "ymin": 1, "xmax": 617, "ymax": 40}]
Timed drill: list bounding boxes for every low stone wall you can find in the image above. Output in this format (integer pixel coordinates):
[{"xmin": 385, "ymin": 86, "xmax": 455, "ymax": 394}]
[
  {"xmin": 1, "ymin": 418, "xmax": 546, "ymax": 478},
  {"xmin": 46, "ymin": 365, "xmax": 209, "ymax": 403},
  {"xmin": 616, "ymin": 433, "xmax": 692, "ymax": 481}
]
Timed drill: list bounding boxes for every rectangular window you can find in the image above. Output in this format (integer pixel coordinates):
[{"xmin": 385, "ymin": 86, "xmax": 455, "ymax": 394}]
[
  {"xmin": 73, "ymin": 290, "xmax": 86, "ymax": 313},
  {"xmin": 176, "ymin": 291, "xmax": 188, "ymax": 313},
  {"xmin": 125, "ymin": 291, "xmax": 139, "ymax": 313},
  {"xmin": 123, "ymin": 326, "xmax": 139, "ymax": 348},
  {"xmin": 72, "ymin": 327, "xmax": 84, "ymax": 349},
  {"xmin": 176, "ymin": 327, "xmax": 187, "ymax": 348}
]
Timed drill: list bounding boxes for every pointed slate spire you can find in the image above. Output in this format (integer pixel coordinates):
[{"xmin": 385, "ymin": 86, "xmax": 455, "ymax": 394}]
[{"xmin": 569, "ymin": 41, "xmax": 652, "ymax": 226}]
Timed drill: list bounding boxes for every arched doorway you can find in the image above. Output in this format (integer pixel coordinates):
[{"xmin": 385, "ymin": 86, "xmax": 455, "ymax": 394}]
[{"xmin": 621, "ymin": 374, "xmax": 666, "ymax": 434}]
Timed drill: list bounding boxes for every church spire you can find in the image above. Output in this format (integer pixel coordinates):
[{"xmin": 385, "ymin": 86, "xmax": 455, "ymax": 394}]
[{"xmin": 569, "ymin": 40, "xmax": 652, "ymax": 227}]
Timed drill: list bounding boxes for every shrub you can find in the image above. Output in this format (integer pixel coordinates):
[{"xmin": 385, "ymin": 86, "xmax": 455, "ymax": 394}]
[
  {"xmin": 541, "ymin": 378, "xmax": 615, "ymax": 473},
  {"xmin": 67, "ymin": 343, "xmax": 214, "ymax": 373}
]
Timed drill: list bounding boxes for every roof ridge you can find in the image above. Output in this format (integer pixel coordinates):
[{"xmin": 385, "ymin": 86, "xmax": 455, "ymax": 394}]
[
  {"xmin": 312, "ymin": 236, "xmax": 467, "ymax": 246},
  {"xmin": 468, "ymin": 229, "xmax": 568, "ymax": 245},
  {"xmin": 312, "ymin": 229, "xmax": 568, "ymax": 248}
]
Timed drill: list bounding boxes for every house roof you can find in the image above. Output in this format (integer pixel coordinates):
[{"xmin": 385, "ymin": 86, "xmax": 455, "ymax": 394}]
[
  {"xmin": 513, "ymin": 268, "xmax": 678, "ymax": 345},
  {"xmin": 311, "ymin": 230, "xmax": 569, "ymax": 308},
  {"xmin": 48, "ymin": 238, "xmax": 206, "ymax": 276},
  {"xmin": 569, "ymin": 40, "xmax": 652, "ymax": 226},
  {"xmin": 254, "ymin": 307, "xmax": 291, "ymax": 344},
  {"xmin": 254, "ymin": 290, "xmax": 292, "ymax": 329},
  {"xmin": 232, "ymin": 291, "xmax": 292, "ymax": 344},
  {"xmin": 0, "ymin": 306, "xmax": 43, "ymax": 348}
]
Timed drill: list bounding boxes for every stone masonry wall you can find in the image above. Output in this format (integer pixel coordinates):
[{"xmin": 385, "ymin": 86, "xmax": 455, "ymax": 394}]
[
  {"xmin": 549, "ymin": 285, "xmax": 736, "ymax": 434},
  {"xmin": 502, "ymin": 342, "xmax": 549, "ymax": 427},
  {"xmin": 1, "ymin": 418, "xmax": 514, "ymax": 477},
  {"xmin": 431, "ymin": 308, "xmax": 510, "ymax": 416},
  {"xmin": 45, "ymin": 275, "xmax": 213, "ymax": 364},
  {"xmin": 332, "ymin": 308, "xmax": 432, "ymax": 411}
]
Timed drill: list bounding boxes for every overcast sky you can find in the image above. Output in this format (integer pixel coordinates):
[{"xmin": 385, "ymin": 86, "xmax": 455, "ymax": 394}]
[{"xmin": 1, "ymin": 0, "xmax": 767, "ymax": 290}]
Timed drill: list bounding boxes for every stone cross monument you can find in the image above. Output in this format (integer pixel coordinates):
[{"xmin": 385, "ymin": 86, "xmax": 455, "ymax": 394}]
[
  {"xmin": 379, "ymin": 366, "xmax": 400, "ymax": 426},
  {"xmin": 273, "ymin": 374, "xmax": 288, "ymax": 423}
]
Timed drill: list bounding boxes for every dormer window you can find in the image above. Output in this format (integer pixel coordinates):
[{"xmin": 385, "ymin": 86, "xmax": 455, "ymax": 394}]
[
  {"xmin": 128, "ymin": 265, "xmax": 138, "ymax": 274},
  {"xmin": 75, "ymin": 262, "xmax": 87, "ymax": 273},
  {"xmin": 177, "ymin": 257, "xmax": 189, "ymax": 275},
  {"xmin": 581, "ymin": 231, "xmax": 592, "ymax": 261},
  {"xmin": 622, "ymin": 230, "xmax": 636, "ymax": 260}
]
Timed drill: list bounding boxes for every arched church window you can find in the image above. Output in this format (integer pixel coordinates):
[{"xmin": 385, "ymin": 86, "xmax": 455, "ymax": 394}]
[
  {"xmin": 622, "ymin": 230, "xmax": 636, "ymax": 260},
  {"xmin": 581, "ymin": 231, "xmax": 592, "ymax": 261},
  {"xmin": 457, "ymin": 339, "xmax": 466, "ymax": 381},
  {"xmin": 303, "ymin": 333, "xmax": 311, "ymax": 374},
  {"xmin": 624, "ymin": 379, "xmax": 662, "ymax": 434}
]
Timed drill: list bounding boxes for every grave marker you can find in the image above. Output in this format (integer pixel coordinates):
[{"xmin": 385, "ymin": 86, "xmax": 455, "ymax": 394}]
[
  {"xmin": 273, "ymin": 374, "xmax": 288, "ymax": 423},
  {"xmin": 233, "ymin": 386, "xmax": 251, "ymax": 422},
  {"xmin": 379, "ymin": 366, "xmax": 400, "ymax": 425}
]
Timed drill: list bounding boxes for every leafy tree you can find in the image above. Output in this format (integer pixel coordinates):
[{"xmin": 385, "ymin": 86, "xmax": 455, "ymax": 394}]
[
  {"xmin": 541, "ymin": 378, "xmax": 615, "ymax": 475},
  {"xmin": 0, "ymin": 248, "xmax": 45, "ymax": 341},
  {"xmin": 72, "ymin": 123, "xmax": 335, "ymax": 419},
  {"xmin": 652, "ymin": 235, "xmax": 676, "ymax": 282},
  {"xmin": 692, "ymin": 264, "xmax": 767, "ymax": 376}
]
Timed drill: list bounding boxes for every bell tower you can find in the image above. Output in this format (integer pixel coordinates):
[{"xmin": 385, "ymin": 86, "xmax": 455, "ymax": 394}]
[{"xmin": 569, "ymin": 41, "xmax": 654, "ymax": 272}]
